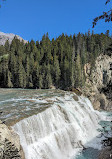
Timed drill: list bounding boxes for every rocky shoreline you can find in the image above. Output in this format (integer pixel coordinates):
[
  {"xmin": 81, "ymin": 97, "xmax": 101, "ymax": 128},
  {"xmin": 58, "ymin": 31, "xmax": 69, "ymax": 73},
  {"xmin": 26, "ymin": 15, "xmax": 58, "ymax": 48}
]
[
  {"xmin": 0, "ymin": 120, "xmax": 111, "ymax": 159},
  {"xmin": 0, "ymin": 120, "xmax": 25, "ymax": 159}
]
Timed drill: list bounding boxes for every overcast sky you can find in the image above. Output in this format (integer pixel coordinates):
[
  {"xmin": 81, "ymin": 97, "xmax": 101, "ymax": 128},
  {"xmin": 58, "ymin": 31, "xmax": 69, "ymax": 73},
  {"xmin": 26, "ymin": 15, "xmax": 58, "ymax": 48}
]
[{"xmin": 0, "ymin": 0, "xmax": 112, "ymax": 41}]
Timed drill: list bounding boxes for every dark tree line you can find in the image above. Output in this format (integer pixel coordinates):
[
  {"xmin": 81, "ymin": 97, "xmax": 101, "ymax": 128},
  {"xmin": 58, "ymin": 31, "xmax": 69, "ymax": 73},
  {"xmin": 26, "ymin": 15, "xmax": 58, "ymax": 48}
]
[{"xmin": 0, "ymin": 31, "xmax": 112, "ymax": 89}]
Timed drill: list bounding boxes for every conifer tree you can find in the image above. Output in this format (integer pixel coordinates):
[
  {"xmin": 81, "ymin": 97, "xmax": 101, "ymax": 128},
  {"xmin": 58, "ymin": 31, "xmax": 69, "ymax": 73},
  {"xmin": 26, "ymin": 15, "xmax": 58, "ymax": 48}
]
[
  {"xmin": 44, "ymin": 64, "xmax": 52, "ymax": 88},
  {"xmin": 17, "ymin": 58, "xmax": 24, "ymax": 88},
  {"xmin": 53, "ymin": 54, "xmax": 61, "ymax": 87},
  {"xmin": 75, "ymin": 53, "xmax": 82, "ymax": 87},
  {"xmin": 5, "ymin": 40, "xmax": 10, "ymax": 52},
  {"xmin": 70, "ymin": 43, "xmax": 75, "ymax": 88}
]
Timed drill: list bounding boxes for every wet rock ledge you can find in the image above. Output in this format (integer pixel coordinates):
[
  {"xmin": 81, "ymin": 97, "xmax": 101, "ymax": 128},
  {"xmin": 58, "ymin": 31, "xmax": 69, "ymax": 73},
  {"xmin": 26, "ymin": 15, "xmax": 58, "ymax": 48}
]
[
  {"xmin": 0, "ymin": 120, "xmax": 25, "ymax": 159},
  {"xmin": 99, "ymin": 147, "xmax": 112, "ymax": 159}
]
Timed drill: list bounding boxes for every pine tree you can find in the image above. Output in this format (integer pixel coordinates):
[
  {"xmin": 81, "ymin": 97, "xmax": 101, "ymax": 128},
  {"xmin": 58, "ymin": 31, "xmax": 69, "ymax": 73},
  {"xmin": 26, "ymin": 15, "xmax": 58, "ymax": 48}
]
[
  {"xmin": 25, "ymin": 56, "xmax": 30, "ymax": 87},
  {"xmin": 70, "ymin": 43, "xmax": 75, "ymax": 88},
  {"xmin": 75, "ymin": 53, "xmax": 82, "ymax": 87},
  {"xmin": 5, "ymin": 40, "xmax": 10, "ymax": 52},
  {"xmin": 17, "ymin": 58, "xmax": 24, "ymax": 88},
  {"xmin": 53, "ymin": 54, "xmax": 61, "ymax": 87},
  {"xmin": 44, "ymin": 64, "xmax": 52, "ymax": 88},
  {"xmin": 0, "ymin": 57, "xmax": 8, "ymax": 87},
  {"xmin": 63, "ymin": 57, "xmax": 69, "ymax": 88}
]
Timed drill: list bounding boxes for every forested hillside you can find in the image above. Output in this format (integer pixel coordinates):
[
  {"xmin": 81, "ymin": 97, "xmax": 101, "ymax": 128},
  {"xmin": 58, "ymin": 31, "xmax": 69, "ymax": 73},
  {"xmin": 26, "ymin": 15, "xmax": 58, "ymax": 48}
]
[{"xmin": 0, "ymin": 31, "xmax": 111, "ymax": 89}]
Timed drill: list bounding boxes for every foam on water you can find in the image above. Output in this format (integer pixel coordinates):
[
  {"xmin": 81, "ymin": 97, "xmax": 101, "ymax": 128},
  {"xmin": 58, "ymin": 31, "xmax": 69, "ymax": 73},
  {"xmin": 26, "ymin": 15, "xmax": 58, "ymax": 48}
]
[{"xmin": 13, "ymin": 92, "xmax": 111, "ymax": 159}]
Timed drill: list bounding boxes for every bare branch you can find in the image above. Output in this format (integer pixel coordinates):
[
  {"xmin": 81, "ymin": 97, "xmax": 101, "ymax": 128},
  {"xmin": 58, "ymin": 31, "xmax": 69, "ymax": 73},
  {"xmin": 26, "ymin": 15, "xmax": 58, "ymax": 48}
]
[
  {"xmin": 0, "ymin": 0, "xmax": 6, "ymax": 8},
  {"xmin": 105, "ymin": 0, "xmax": 111, "ymax": 5},
  {"xmin": 93, "ymin": 0, "xmax": 112, "ymax": 27}
]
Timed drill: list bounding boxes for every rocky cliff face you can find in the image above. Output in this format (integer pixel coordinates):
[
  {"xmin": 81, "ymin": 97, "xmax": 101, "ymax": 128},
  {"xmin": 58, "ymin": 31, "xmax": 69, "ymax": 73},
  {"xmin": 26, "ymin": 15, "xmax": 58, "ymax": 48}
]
[
  {"xmin": 0, "ymin": 31, "xmax": 27, "ymax": 45},
  {"xmin": 83, "ymin": 54, "xmax": 112, "ymax": 111},
  {"xmin": 0, "ymin": 120, "xmax": 25, "ymax": 159}
]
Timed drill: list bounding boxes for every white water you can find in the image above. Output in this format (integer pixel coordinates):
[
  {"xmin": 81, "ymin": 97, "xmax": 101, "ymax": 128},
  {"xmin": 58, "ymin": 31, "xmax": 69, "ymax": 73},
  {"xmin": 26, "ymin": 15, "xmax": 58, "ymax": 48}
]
[{"xmin": 13, "ymin": 92, "xmax": 111, "ymax": 159}]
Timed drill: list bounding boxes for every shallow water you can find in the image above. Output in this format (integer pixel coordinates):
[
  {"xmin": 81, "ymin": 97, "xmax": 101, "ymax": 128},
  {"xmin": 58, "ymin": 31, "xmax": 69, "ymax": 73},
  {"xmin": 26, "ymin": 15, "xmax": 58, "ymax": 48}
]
[
  {"xmin": 75, "ymin": 148, "xmax": 100, "ymax": 159},
  {"xmin": 75, "ymin": 120, "xmax": 112, "ymax": 159}
]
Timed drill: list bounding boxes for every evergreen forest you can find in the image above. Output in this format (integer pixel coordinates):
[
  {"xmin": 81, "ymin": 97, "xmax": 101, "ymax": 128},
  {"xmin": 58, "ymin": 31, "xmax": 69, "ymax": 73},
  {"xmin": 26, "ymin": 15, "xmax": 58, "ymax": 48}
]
[{"xmin": 0, "ymin": 31, "xmax": 112, "ymax": 89}]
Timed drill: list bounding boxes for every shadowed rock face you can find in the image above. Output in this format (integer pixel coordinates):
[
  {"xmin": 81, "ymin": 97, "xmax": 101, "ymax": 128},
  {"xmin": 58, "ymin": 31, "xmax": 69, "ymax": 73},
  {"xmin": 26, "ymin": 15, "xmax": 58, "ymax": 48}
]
[
  {"xmin": 0, "ymin": 32, "xmax": 27, "ymax": 45},
  {"xmin": 0, "ymin": 120, "xmax": 25, "ymax": 159},
  {"xmin": 101, "ymin": 83, "xmax": 112, "ymax": 100},
  {"xmin": 83, "ymin": 54, "xmax": 112, "ymax": 111}
]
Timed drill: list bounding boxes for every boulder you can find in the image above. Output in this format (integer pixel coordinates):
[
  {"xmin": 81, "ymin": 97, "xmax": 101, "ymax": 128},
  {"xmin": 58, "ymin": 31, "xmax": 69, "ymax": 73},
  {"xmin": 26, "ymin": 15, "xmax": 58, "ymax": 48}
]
[
  {"xmin": 73, "ymin": 94, "xmax": 79, "ymax": 101},
  {"xmin": 93, "ymin": 100, "xmax": 101, "ymax": 110}
]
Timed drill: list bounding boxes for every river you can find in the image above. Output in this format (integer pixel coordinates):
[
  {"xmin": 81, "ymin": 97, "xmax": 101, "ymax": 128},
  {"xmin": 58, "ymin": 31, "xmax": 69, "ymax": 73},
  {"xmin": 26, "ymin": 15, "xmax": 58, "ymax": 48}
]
[{"xmin": 0, "ymin": 89, "xmax": 111, "ymax": 159}]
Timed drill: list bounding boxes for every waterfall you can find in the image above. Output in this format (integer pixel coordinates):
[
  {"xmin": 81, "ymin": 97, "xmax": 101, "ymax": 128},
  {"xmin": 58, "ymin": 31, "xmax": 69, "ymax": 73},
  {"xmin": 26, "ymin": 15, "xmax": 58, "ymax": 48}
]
[{"xmin": 13, "ymin": 92, "xmax": 110, "ymax": 159}]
